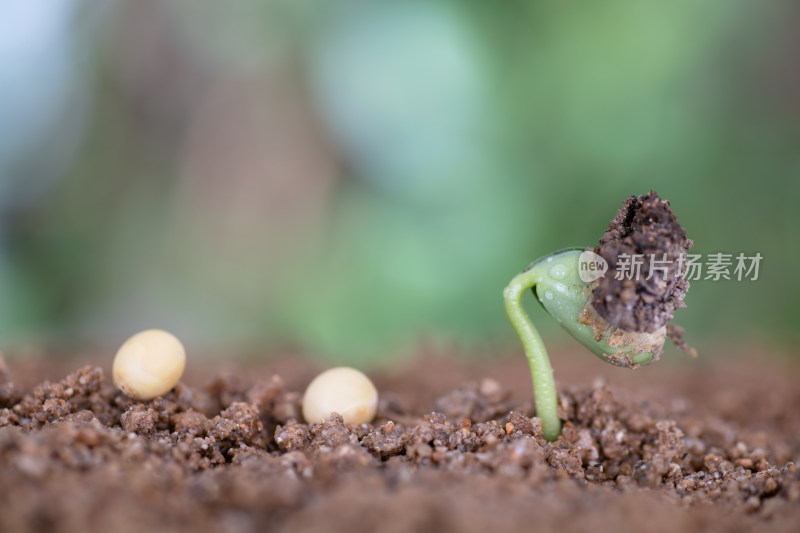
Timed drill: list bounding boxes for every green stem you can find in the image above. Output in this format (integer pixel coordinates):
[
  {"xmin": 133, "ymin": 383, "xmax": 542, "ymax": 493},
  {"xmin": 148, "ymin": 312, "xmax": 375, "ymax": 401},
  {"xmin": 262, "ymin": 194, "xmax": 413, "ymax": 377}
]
[{"xmin": 503, "ymin": 267, "xmax": 561, "ymax": 441}]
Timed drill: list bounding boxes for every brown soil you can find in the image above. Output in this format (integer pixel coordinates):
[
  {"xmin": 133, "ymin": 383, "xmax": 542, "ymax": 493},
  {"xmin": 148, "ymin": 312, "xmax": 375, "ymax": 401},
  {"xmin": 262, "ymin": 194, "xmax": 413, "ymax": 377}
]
[
  {"xmin": 592, "ymin": 191, "xmax": 693, "ymax": 340},
  {"xmin": 0, "ymin": 350, "xmax": 798, "ymax": 533}
]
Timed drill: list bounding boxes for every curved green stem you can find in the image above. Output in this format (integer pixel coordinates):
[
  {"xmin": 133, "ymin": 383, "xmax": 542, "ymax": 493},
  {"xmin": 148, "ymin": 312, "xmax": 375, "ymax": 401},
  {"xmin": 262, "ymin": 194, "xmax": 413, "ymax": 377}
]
[{"xmin": 504, "ymin": 267, "xmax": 561, "ymax": 441}]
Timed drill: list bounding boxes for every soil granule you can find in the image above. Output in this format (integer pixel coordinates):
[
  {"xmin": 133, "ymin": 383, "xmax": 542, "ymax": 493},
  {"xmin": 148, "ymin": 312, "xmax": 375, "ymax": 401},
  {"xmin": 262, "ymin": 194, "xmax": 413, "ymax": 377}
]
[
  {"xmin": 0, "ymin": 352, "xmax": 798, "ymax": 533},
  {"xmin": 592, "ymin": 191, "xmax": 693, "ymax": 338}
]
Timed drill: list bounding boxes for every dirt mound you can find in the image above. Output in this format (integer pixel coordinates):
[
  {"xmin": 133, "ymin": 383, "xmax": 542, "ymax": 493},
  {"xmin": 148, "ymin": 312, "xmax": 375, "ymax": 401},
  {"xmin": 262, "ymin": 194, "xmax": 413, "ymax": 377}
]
[{"xmin": 0, "ymin": 354, "xmax": 798, "ymax": 533}]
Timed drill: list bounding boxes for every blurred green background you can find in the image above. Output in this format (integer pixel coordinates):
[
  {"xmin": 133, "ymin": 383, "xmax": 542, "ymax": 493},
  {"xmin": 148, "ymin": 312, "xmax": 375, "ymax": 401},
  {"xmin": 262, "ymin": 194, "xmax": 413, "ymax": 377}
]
[{"xmin": 1, "ymin": 0, "xmax": 798, "ymax": 363}]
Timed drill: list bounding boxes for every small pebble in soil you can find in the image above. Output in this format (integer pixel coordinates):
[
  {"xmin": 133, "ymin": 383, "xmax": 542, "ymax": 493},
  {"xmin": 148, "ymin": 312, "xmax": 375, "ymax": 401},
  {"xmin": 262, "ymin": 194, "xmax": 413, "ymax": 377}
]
[
  {"xmin": 112, "ymin": 329, "xmax": 186, "ymax": 400},
  {"xmin": 302, "ymin": 367, "xmax": 378, "ymax": 424}
]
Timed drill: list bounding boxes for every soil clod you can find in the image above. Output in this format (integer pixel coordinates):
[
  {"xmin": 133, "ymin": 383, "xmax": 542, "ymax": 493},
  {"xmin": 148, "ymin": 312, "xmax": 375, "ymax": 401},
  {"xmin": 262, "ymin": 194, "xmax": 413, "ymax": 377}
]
[{"xmin": 592, "ymin": 191, "xmax": 694, "ymax": 351}]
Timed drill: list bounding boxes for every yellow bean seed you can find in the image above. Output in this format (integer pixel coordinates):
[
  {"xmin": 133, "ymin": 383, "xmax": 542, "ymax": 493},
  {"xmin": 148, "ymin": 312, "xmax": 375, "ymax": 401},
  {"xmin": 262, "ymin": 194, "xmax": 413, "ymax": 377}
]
[
  {"xmin": 302, "ymin": 367, "xmax": 378, "ymax": 425},
  {"xmin": 112, "ymin": 329, "xmax": 186, "ymax": 400}
]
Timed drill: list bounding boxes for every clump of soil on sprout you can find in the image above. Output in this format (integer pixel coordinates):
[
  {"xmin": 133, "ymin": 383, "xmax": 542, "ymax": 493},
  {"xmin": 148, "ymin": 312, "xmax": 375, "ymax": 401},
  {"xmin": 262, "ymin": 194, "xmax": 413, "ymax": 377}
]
[{"xmin": 592, "ymin": 191, "xmax": 695, "ymax": 353}]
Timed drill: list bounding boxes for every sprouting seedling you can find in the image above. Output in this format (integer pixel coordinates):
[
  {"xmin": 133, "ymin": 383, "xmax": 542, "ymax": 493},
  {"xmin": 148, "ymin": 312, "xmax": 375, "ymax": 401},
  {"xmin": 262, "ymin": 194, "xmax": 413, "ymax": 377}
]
[
  {"xmin": 503, "ymin": 249, "xmax": 667, "ymax": 442},
  {"xmin": 504, "ymin": 192, "xmax": 694, "ymax": 442}
]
